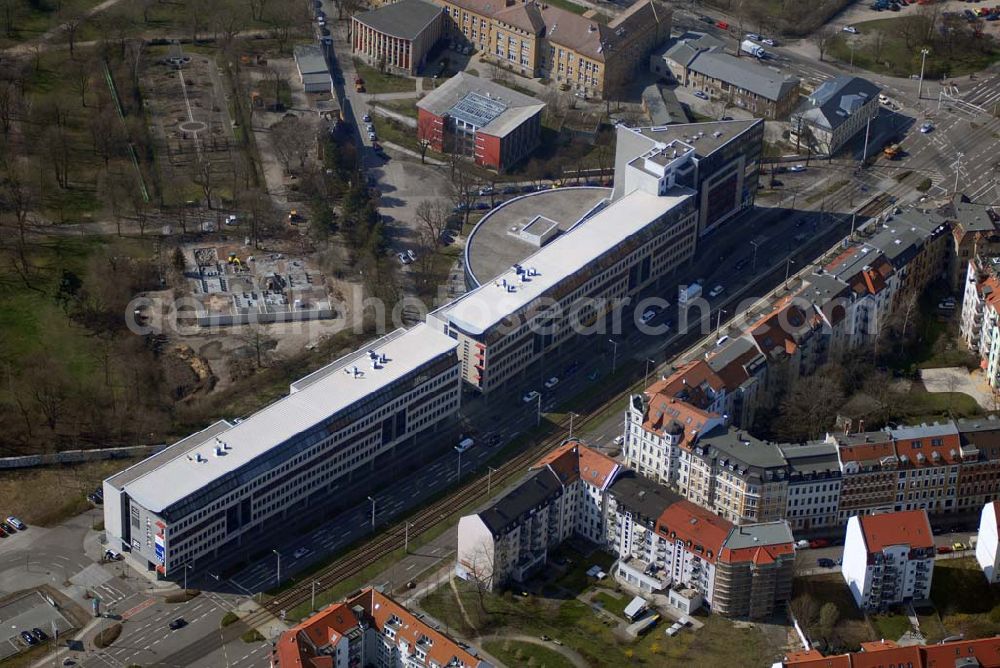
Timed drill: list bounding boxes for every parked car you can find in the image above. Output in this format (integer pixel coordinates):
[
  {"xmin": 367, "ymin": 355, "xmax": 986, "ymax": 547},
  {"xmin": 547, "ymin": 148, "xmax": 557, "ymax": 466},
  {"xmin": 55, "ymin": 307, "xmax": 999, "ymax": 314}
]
[
  {"xmin": 641, "ymin": 308, "xmax": 659, "ymax": 324},
  {"xmin": 293, "ymin": 547, "xmax": 311, "ymax": 559},
  {"xmin": 809, "ymin": 538, "xmax": 829, "ymax": 549},
  {"xmin": 502, "ymin": 185, "xmax": 519, "ymax": 194},
  {"xmin": 762, "ymin": 38, "xmax": 776, "ymax": 46},
  {"xmin": 843, "ymin": 25, "xmax": 859, "ymax": 33},
  {"xmin": 7, "ymin": 516, "xmax": 26, "ymax": 530},
  {"xmin": 544, "ymin": 376, "xmax": 559, "ymax": 389},
  {"xmin": 937, "ymin": 545, "xmax": 953, "ymax": 554},
  {"xmin": 397, "ymin": 252, "xmax": 410, "ymax": 265},
  {"xmin": 708, "ymin": 285, "xmax": 725, "ymax": 298},
  {"xmin": 694, "ymin": 90, "xmax": 709, "ymax": 100},
  {"xmin": 168, "ymin": 618, "xmax": 187, "ymax": 630},
  {"xmin": 817, "ymin": 558, "xmax": 835, "ymax": 568},
  {"xmin": 745, "ymin": 32, "xmax": 761, "ymax": 40},
  {"xmin": 522, "ymin": 390, "xmax": 540, "ymax": 403},
  {"xmin": 0, "ymin": 521, "xmax": 15, "ymax": 534},
  {"xmin": 88, "ymin": 493, "xmax": 103, "ymax": 505},
  {"xmin": 32, "ymin": 628, "xmax": 48, "ymax": 642},
  {"xmin": 953, "ymin": 541, "xmax": 966, "ymax": 550},
  {"xmin": 789, "ymin": 164, "xmax": 806, "ymax": 172},
  {"xmin": 478, "ymin": 185, "xmax": 494, "ymax": 196},
  {"xmin": 104, "ymin": 549, "xmax": 123, "ymax": 561},
  {"xmin": 362, "ymin": 113, "xmax": 371, "ymax": 123},
  {"xmin": 20, "ymin": 631, "xmax": 37, "ymax": 646}
]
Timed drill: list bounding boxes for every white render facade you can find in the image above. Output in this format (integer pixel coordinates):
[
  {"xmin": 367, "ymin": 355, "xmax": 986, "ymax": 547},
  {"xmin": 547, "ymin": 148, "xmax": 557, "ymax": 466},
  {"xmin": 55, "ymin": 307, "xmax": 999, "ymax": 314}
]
[
  {"xmin": 976, "ymin": 501, "xmax": 1000, "ymax": 583},
  {"xmin": 104, "ymin": 325, "xmax": 461, "ymax": 577},
  {"xmin": 841, "ymin": 515, "xmax": 934, "ymax": 611},
  {"xmin": 785, "ymin": 478, "xmax": 842, "ymax": 531}
]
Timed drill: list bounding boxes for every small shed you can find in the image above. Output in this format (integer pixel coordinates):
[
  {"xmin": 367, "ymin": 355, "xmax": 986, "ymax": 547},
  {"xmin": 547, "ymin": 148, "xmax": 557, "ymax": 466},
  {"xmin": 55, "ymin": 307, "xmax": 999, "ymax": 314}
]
[{"xmin": 623, "ymin": 595, "xmax": 648, "ymax": 621}]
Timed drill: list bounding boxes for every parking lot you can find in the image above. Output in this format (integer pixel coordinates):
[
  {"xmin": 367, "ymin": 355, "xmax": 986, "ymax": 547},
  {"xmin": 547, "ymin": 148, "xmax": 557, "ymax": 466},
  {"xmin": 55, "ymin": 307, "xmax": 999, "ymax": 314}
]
[{"xmin": 0, "ymin": 591, "xmax": 73, "ymax": 660}]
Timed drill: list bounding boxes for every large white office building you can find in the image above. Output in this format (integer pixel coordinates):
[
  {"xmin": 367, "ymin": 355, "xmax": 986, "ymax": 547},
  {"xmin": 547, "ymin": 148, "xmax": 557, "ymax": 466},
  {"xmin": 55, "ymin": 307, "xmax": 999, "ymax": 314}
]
[
  {"xmin": 104, "ymin": 324, "xmax": 461, "ymax": 576},
  {"xmin": 428, "ymin": 147, "xmax": 697, "ymax": 394}
]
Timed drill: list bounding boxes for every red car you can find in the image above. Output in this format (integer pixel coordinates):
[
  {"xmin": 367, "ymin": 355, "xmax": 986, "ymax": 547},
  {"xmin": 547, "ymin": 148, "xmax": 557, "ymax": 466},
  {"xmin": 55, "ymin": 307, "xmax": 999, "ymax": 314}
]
[
  {"xmin": 937, "ymin": 545, "xmax": 953, "ymax": 554},
  {"xmin": 716, "ymin": 21, "xmax": 729, "ymax": 29},
  {"xmin": 808, "ymin": 539, "xmax": 829, "ymax": 549}
]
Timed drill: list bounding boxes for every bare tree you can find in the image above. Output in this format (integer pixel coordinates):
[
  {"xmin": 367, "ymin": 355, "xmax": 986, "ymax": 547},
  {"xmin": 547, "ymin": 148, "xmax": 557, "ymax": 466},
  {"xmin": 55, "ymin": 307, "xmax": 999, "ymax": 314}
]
[
  {"xmin": 447, "ymin": 156, "xmax": 477, "ymax": 228},
  {"xmin": 417, "ymin": 113, "xmax": 435, "ymax": 164},
  {"xmin": 415, "ymin": 199, "xmax": 449, "ymax": 250},
  {"xmin": 193, "ymin": 157, "xmax": 216, "ymax": 209},
  {"xmin": 814, "ymin": 26, "xmax": 837, "ymax": 62},
  {"xmin": 270, "ymin": 115, "xmax": 314, "ymax": 172},
  {"xmin": 60, "ymin": 9, "xmax": 86, "ymax": 58},
  {"xmin": 458, "ymin": 541, "xmax": 497, "ymax": 616},
  {"xmin": 240, "ymin": 325, "xmax": 276, "ymax": 368}
]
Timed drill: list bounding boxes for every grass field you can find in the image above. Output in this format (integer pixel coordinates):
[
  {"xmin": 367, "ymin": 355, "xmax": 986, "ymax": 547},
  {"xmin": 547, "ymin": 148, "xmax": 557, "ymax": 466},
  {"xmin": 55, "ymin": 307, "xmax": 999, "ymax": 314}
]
[
  {"xmin": 0, "ymin": 458, "xmax": 140, "ymax": 526},
  {"xmin": 483, "ymin": 640, "xmax": 575, "ymax": 668},
  {"xmin": 421, "ymin": 578, "xmax": 780, "ymax": 666},
  {"xmin": 870, "ymin": 612, "xmax": 912, "ymax": 641},
  {"xmin": 930, "ymin": 558, "xmax": 1000, "ymax": 639},
  {"xmin": 827, "ymin": 18, "xmax": 1000, "ymax": 78},
  {"xmin": 354, "ymin": 60, "xmax": 417, "ymax": 94},
  {"xmin": 792, "ymin": 575, "xmax": 874, "ymax": 651}
]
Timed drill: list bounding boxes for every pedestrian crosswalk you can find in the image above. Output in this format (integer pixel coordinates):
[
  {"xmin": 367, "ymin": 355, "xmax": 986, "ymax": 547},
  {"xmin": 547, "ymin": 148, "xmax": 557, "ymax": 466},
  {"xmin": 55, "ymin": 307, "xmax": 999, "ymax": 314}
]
[{"xmin": 963, "ymin": 75, "xmax": 1000, "ymax": 110}]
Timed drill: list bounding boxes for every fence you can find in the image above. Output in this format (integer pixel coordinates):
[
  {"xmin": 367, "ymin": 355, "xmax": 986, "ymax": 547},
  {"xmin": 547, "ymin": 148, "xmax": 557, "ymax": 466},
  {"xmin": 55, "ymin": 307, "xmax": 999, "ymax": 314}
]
[{"xmin": 0, "ymin": 444, "xmax": 165, "ymax": 470}]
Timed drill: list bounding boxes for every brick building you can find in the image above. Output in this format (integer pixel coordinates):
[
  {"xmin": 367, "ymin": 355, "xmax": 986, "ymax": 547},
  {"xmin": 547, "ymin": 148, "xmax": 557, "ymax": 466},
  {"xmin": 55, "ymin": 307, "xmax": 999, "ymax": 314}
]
[
  {"xmin": 416, "ymin": 72, "xmax": 544, "ymax": 171},
  {"xmin": 352, "ymin": 0, "xmax": 445, "ymax": 75}
]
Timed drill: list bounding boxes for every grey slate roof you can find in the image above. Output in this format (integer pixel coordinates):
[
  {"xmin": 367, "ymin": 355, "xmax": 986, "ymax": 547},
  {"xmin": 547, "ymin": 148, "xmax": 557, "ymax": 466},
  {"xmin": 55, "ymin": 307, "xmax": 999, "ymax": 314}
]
[
  {"xmin": 478, "ymin": 468, "xmax": 562, "ymax": 535},
  {"xmin": 294, "ymin": 44, "xmax": 328, "ymax": 76},
  {"xmin": 417, "ymin": 72, "xmax": 545, "ymax": 138},
  {"xmin": 353, "ymin": 0, "xmax": 443, "ymax": 40},
  {"xmin": 793, "ymin": 75, "xmax": 880, "ymax": 131},
  {"xmin": 655, "ymin": 31, "xmax": 724, "ymax": 68},
  {"xmin": 947, "ymin": 194, "xmax": 998, "ymax": 232},
  {"xmin": 780, "ymin": 442, "xmax": 841, "ymax": 478},
  {"xmin": 607, "ymin": 471, "xmax": 682, "ymax": 523},
  {"xmin": 641, "ymin": 84, "xmax": 688, "ymax": 125},
  {"xmin": 687, "ymin": 51, "xmax": 799, "ymax": 102}
]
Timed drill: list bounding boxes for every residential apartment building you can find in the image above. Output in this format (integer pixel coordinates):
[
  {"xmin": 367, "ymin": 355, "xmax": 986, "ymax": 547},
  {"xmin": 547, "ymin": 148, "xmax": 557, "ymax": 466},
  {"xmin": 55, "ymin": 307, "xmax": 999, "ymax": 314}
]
[
  {"xmin": 945, "ymin": 194, "xmax": 1000, "ymax": 290},
  {"xmin": 352, "ymin": 0, "xmax": 445, "ymax": 75},
  {"xmin": 272, "ymin": 587, "xmax": 488, "ymax": 668},
  {"xmin": 841, "ymin": 510, "xmax": 934, "ymax": 611},
  {"xmin": 651, "ymin": 32, "xmax": 798, "ymax": 119},
  {"xmin": 612, "ymin": 120, "xmax": 764, "ymax": 236},
  {"xmin": 609, "ymin": 476, "xmax": 794, "ymax": 618},
  {"xmin": 104, "ymin": 325, "xmax": 461, "ymax": 577},
  {"xmin": 416, "ymin": 72, "xmax": 544, "ymax": 171},
  {"xmin": 776, "ymin": 637, "xmax": 1000, "ymax": 668},
  {"xmin": 427, "ymin": 167, "xmax": 696, "ymax": 394},
  {"xmin": 960, "ymin": 254, "xmax": 1000, "ymax": 390},
  {"xmin": 455, "ymin": 441, "xmax": 619, "ymax": 589},
  {"xmin": 790, "ymin": 75, "xmax": 881, "ymax": 156},
  {"xmin": 430, "ymin": 0, "xmax": 670, "ymax": 99},
  {"xmin": 976, "ymin": 500, "xmax": 1000, "ymax": 582}
]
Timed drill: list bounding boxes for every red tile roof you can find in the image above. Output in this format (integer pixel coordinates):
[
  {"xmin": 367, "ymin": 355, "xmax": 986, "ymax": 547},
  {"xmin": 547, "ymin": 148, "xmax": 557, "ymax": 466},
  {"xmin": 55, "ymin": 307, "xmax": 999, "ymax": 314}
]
[
  {"xmin": 782, "ymin": 637, "xmax": 1000, "ymax": 668},
  {"xmin": 894, "ymin": 432, "xmax": 962, "ymax": 467},
  {"xmin": 533, "ymin": 440, "xmax": 620, "ymax": 490},
  {"xmin": 837, "ymin": 439, "xmax": 896, "ymax": 465},
  {"xmin": 859, "ymin": 509, "xmax": 933, "ymax": 553},
  {"xmin": 655, "ymin": 500, "xmax": 732, "ymax": 564},
  {"xmin": 720, "ymin": 541, "xmax": 795, "ymax": 567},
  {"xmin": 273, "ymin": 588, "xmax": 480, "ymax": 668}
]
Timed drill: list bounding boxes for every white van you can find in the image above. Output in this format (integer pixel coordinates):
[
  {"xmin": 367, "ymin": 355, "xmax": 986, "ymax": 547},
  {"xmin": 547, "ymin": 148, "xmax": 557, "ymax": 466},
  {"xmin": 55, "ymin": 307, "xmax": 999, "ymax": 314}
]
[{"xmin": 456, "ymin": 437, "xmax": 475, "ymax": 453}]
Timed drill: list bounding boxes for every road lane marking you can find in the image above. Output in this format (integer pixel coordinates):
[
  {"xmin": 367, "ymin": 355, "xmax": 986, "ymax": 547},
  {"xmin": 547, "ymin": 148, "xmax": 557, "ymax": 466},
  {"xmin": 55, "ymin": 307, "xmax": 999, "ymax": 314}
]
[{"xmin": 122, "ymin": 597, "xmax": 156, "ymax": 620}]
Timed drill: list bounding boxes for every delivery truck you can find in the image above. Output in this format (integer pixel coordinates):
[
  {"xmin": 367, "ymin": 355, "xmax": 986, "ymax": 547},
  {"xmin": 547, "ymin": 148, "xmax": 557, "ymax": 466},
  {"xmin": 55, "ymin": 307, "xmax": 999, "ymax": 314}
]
[{"xmin": 741, "ymin": 39, "xmax": 766, "ymax": 57}]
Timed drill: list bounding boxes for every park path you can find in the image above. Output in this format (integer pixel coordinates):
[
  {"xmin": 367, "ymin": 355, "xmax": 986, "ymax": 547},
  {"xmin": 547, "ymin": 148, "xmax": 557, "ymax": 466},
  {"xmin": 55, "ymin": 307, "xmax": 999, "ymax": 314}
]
[
  {"xmin": 3, "ymin": 0, "xmax": 127, "ymax": 56},
  {"xmin": 475, "ymin": 633, "xmax": 590, "ymax": 668}
]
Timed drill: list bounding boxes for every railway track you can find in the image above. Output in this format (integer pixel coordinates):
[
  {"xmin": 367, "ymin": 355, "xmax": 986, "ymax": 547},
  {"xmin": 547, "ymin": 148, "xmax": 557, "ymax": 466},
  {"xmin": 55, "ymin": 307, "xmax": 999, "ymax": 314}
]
[{"xmin": 227, "ymin": 405, "xmax": 603, "ymax": 632}]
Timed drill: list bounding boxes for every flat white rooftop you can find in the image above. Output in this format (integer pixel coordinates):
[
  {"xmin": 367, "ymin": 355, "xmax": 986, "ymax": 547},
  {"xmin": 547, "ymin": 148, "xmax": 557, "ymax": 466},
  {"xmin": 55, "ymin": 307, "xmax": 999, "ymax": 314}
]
[
  {"xmin": 121, "ymin": 323, "xmax": 458, "ymax": 514},
  {"xmin": 438, "ymin": 189, "xmax": 692, "ymax": 336}
]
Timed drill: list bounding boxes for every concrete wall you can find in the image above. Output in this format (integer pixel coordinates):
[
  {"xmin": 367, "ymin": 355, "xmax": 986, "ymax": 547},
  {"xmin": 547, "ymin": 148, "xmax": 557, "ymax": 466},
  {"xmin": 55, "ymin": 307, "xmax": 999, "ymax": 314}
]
[{"xmin": 0, "ymin": 444, "xmax": 165, "ymax": 470}]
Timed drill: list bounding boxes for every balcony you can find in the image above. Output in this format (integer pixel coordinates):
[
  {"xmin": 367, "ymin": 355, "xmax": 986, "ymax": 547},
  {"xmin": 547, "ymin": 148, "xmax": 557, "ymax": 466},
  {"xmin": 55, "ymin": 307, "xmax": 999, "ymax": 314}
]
[
  {"xmin": 616, "ymin": 557, "xmax": 671, "ymax": 593},
  {"xmin": 512, "ymin": 549, "xmax": 547, "ymax": 582}
]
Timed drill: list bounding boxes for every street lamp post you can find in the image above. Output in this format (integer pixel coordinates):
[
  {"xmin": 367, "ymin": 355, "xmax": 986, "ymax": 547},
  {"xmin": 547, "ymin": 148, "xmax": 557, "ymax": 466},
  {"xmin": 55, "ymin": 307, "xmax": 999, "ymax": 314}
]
[
  {"xmin": 487, "ymin": 466, "xmax": 498, "ymax": 495},
  {"xmin": 535, "ymin": 392, "xmax": 542, "ymax": 427},
  {"xmin": 861, "ymin": 115, "xmax": 873, "ymax": 167},
  {"xmin": 404, "ymin": 522, "xmax": 412, "ymax": 554},
  {"xmin": 715, "ymin": 309, "xmax": 727, "ymax": 339},
  {"xmin": 311, "ymin": 581, "xmax": 319, "ymax": 612},
  {"xmin": 608, "ymin": 339, "xmax": 618, "ymax": 373},
  {"xmin": 954, "ymin": 152, "xmax": 964, "ymax": 194},
  {"xmin": 456, "ymin": 447, "xmax": 463, "ymax": 480},
  {"xmin": 643, "ymin": 358, "xmax": 656, "ymax": 388},
  {"xmin": 367, "ymin": 496, "xmax": 376, "ymax": 531},
  {"xmin": 918, "ymin": 48, "xmax": 930, "ymax": 101},
  {"xmin": 750, "ymin": 240, "xmax": 759, "ymax": 273},
  {"xmin": 182, "ymin": 563, "xmax": 193, "ymax": 592},
  {"xmin": 568, "ymin": 412, "xmax": 580, "ymax": 439},
  {"xmin": 785, "ymin": 258, "xmax": 796, "ymax": 289},
  {"xmin": 272, "ymin": 550, "xmax": 281, "ymax": 586}
]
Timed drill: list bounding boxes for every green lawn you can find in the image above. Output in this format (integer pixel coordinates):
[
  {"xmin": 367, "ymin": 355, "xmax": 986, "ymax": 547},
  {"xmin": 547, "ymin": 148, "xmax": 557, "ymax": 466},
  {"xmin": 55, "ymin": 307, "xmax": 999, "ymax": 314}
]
[
  {"xmin": 792, "ymin": 575, "xmax": 874, "ymax": 652},
  {"xmin": 929, "ymin": 559, "xmax": 1000, "ymax": 640},
  {"xmin": 827, "ymin": 18, "xmax": 1000, "ymax": 78},
  {"xmin": 593, "ymin": 591, "xmax": 629, "ymax": 619},
  {"xmin": 870, "ymin": 612, "xmax": 912, "ymax": 641},
  {"xmin": 421, "ymin": 578, "xmax": 780, "ymax": 666},
  {"xmin": 375, "ymin": 99, "xmax": 419, "ymax": 119},
  {"xmin": 483, "ymin": 640, "xmax": 575, "ymax": 668},
  {"xmin": 354, "ymin": 59, "xmax": 417, "ymax": 94}
]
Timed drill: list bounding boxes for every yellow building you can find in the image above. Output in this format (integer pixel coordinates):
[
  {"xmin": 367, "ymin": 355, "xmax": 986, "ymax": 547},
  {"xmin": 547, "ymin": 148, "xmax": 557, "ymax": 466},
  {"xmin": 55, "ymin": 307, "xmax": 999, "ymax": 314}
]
[{"xmin": 429, "ymin": 0, "xmax": 670, "ymax": 99}]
